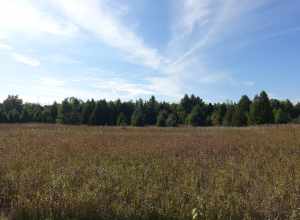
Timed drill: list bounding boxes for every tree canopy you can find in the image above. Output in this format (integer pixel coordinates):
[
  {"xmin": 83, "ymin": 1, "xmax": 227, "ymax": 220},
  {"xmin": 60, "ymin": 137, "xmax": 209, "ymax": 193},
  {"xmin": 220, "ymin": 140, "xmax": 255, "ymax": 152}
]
[{"xmin": 0, "ymin": 91, "xmax": 299, "ymax": 127}]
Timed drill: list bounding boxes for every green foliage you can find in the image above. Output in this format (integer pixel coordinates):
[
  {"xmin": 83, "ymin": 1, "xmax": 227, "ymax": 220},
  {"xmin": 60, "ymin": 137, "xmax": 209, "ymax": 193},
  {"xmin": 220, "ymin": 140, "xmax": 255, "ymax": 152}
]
[
  {"xmin": 58, "ymin": 98, "xmax": 82, "ymax": 124},
  {"xmin": 145, "ymin": 96, "xmax": 159, "ymax": 125},
  {"xmin": 274, "ymin": 109, "xmax": 290, "ymax": 124},
  {"xmin": 116, "ymin": 112, "xmax": 128, "ymax": 126},
  {"xmin": 81, "ymin": 100, "xmax": 95, "ymax": 124},
  {"xmin": 238, "ymin": 95, "xmax": 251, "ymax": 113},
  {"xmin": 0, "ymin": 91, "xmax": 298, "ymax": 127},
  {"xmin": 249, "ymin": 91, "xmax": 274, "ymax": 125},
  {"xmin": 89, "ymin": 100, "xmax": 110, "ymax": 125},
  {"xmin": 211, "ymin": 104, "xmax": 227, "ymax": 126},
  {"xmin": 186, "ymin": 105, "xmax": 206, "ymax": 126},
  {"xmin": 166, "ymin": 113, "xmax": 178, "ymax": 127},
  {"xmin": 131, "ymin": 108, "xmax": 145, "ymax": 127},
  {"xmin": 156, "ymin": 110, "xmax": 168, "ymax": 127},
  {"xmin": 231, "ymin": 96, "xmax": 251, "ymax": 127},
  {"xmin": 232, "ymin": 107, "xmax": 248, "ymax": 127}
]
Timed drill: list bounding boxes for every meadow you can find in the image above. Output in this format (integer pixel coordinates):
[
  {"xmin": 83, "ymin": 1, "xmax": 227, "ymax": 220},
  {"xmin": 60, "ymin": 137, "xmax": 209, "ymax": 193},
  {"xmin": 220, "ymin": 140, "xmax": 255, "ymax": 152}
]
[{"xmin": 0, "ymin": 124, "xmax": 300, "ymax": 220}]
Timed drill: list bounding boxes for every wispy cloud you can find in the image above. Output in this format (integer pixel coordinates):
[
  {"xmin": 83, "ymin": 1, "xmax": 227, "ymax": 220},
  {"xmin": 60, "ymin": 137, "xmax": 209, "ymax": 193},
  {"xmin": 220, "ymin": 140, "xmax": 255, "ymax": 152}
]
[
  {"xmin": 51, "ymin": 0, "xmax": 164, "ymax": 69},
  {"xmin": 177, "ymin": 0, "xmax": 213, "ymax": 35},
  {"xmin": 0, "ymin": 43, "xmax": 13, "ymax": 51},
  {"xmin": 0, "ymin": 0, "xmax": 77, "ymax": 37},
  {"xmin": 11, "ymin": 53, "xmax": 41, "ymax": 67}
]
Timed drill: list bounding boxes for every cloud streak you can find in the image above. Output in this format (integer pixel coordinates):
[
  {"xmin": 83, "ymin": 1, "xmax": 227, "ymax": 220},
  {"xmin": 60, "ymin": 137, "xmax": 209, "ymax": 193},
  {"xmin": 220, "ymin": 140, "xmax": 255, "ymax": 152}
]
[
  {"xmin": 11, "ymin": 53, "xmax": 41, "ymax": 67},
  {"xmin": 51, "ymin": 0, "xmax": 164, "ymax": 69},
  {"xmin": 0, "ymin": 0, "xmax": 77, "ymax": 37}
]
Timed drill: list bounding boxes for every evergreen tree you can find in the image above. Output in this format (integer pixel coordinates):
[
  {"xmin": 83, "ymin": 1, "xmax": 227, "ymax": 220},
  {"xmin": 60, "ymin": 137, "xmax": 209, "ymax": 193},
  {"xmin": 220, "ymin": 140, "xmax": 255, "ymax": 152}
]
[
  {"xmin": 274, "ymin": 109, "xmax": 289, "ymax": 124},
  {"xmin": 223, "ymin": 105, "xmax": 235, "ymax": 126},
  {"xmin": 2, "ymin": 95, "xmax": 23, "ymax": 122},
  {"xmin": 231, "ymin": 96, "xmax": 251, "ymax": 126},
  {"xmin": 81, "ymin": 100, "xmax": 95, "ymax": 124},
  {"xmin": 20, "ymin": 108, "xmax": 31, "ymax": 123},
  {"xmin": 211, "ymin": 104, "xmax": 227, "ymax": 126},
  {"xmin": 58, "ymin": 98, "xmax": 82, "ymax": 124},
  {"xmin": 41, "ymin": 107, "xmax": 54, "ymax": 123},
  {"xmin": 186, "ymin": 105, "xmax": 206, "ymax": 126},
  {"xmin": 232, "ymin": 107, "xmax": 248, "ymax": 127},
  {"xmin": 145, "ymin": 96, "xmax": 159, "ymax": 125},
  {"xmin": 89, "ymin": 101, "xmax": 110, "ymax": 126},
  {"xmin": 131, "ymin": 108, "xmax": 145, "ymax": 127},
  {"xmin": 249, "ymin": 91, "xmax": 274, "ymax": 125},
  {"xmin": 0, "ymin": 109, "xmax": 6, "ymax": 123},
  {"xmin": 6, "ymin": 109, "xmax": 20, "ymax": 123},
  {"xmin": 116, "ymin": 113, "xmax": 128, "ymax": 126},
  {"xmin": 156, "ymin": 110, "xmax": 168, "ymax": 127},
  {"xmin": 166, "ymin": 113, "xmax": 178, "ymax": 127},
  {"xmin": 238, "ymin": 95, "xmax": 251, "ymax": 113},
  {"xmin": 50, "ymin": 102, "xmax": 58, "ymax": 123}
]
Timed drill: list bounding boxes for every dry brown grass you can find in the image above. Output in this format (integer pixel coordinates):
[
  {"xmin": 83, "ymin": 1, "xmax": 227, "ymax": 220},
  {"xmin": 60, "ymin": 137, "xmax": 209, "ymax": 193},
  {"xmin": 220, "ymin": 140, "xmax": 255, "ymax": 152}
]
[{"xmin": 0, "ymin": 124, "xmax": 300, "ymax": 220}]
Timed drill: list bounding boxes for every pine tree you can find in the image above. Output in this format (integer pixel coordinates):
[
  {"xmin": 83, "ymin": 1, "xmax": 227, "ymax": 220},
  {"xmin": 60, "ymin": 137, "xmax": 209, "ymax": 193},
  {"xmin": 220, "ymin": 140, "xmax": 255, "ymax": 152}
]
[
  {"xmin": 249, "ymin": 91, "xmax": 274, "ymax": 125},
  {"xmin": 186, "ymin": 105, "xmax": 206, "ymax": 126},
  {"xmin": 131, "ymin": 108, "xmax": 145, "ymax": 127},
  {"xmin": 81, "ymin": 100, "xmax": 95, "ymax": 124},
  {"xmin": 117, "ymin": 113, "xmax": 128, "ymax": 126},
  {"xmin": 166, "ymin": 113, "xmax": 178, "ymax": 127},
  {"xmin": 232, "ymin": 107, "xmax": 248, "ymax": 127},
  {"xmin": 223, "ymin": 105, "xmax": 235, "ymax": 126},
  {"xmin": 274, "ymin": 109, "xmax": 289, "ymax": 124},
  {"xmin": 156, "ymin": 110, "xmax": 168, "ymax": 127}
]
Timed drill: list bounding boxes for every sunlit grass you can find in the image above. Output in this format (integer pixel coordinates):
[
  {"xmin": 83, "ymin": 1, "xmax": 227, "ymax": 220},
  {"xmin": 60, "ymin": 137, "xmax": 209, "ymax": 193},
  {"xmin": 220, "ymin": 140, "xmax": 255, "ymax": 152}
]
[{"xmin": 0, "ymin": 124, "xmax": 300, "ymax": 219}]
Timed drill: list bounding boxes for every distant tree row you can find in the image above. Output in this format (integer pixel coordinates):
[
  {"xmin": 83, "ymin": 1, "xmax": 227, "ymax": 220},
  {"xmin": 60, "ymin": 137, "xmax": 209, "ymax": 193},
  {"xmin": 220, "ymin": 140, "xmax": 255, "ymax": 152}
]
[{"xmin": 1, "ymin": 91, "xmax": 300, "ymax": 127}]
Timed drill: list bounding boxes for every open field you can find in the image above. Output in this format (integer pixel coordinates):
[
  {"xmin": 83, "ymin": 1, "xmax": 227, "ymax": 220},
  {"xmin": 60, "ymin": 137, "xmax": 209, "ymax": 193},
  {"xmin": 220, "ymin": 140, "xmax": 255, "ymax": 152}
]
[{"xmin": 0, "ymin": 124, "xmax": 300, "ymax": 220}]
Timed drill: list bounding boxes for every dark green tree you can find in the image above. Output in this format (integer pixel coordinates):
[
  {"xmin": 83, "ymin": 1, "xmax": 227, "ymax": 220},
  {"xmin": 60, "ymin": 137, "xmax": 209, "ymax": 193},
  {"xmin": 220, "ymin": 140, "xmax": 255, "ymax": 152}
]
[
  {"xmin": 249, "ymin": 91, "xmax": 274, "ymax": 125},
  {"xmin": 232, "ymin": 107, "xmax": 248, "ymax": 127},
  {"xmin": 223, "ymin": 105, "xmax": 235, "ymax": 126},
  {"xmin": 145, "ymin": 96, "xmax": 159, "ymax": 125},
  {"xmin": 238, "ymin": 95, "xmax": 251, "ymax": 113},
  {"xmin": 211, "ymin": 104, "xmax": 227, "ymax": 126},
  {"xmin": 131, "ymin": 108, "xmax": 145, "ymax": 127},
  {"xmin": 3, "ymin": 95, "xmax": 23, "ymax": 122},
  {"xmin": 89, "ymin": 100, "xmax": 110, "ymax": 125},
  {"xmin": 58, "ymin": 98, "xmax": 82, "ymax": 124},
  {"xmin": 116, "ymin": 113, "xmax": 128, "ymax": 126},
  {"xmin": 81, "ymin": 100, "xmax": 96, "ymax": 124},
  {"xmin": 274, "ymin": 109, "xmax": 289, "ymax": 124},
  {"xmin": 186, "ymin": 105, "xmax": 206, "ymax": 126},
  {"xmin": 166, "ymin": 113, "xmax": 178, "ymax": 127},
  {"xmin": 156, "ymin": 110, "xmax": 168, "ymax": 127}
]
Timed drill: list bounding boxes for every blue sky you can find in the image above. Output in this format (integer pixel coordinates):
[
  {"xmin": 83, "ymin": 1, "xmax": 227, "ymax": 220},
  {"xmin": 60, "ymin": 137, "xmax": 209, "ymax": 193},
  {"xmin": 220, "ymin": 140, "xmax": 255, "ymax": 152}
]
[{"xmin": 0, "ymin": 0, "xmax": 300, "ymax": 104}]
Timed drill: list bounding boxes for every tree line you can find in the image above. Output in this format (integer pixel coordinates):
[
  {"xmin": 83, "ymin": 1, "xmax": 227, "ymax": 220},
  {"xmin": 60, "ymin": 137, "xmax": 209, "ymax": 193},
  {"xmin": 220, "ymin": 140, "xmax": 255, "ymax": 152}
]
[{"xmin": 0, "ymin": 91, "xmax": 300, "ymax": 127}]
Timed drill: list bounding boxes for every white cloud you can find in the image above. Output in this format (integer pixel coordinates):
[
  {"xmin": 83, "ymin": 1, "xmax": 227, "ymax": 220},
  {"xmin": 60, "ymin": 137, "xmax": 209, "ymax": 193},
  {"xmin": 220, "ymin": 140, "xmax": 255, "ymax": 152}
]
[
  {"xmin": 178, "ymin": 0, "xmax": 213, "ymax": 34},
  {"xmin": 51, "ymin": 0, "xmax": 164, "ymax": 69},
  {"xmin": 11, "ymin": 52, "xmax": 41, "ymax": 67},
  {"xmin": 173, "ymin": 0, "xmax": 273, "ymax": 65},
  {"xmin": 0, "ymin": 42, "xmax": 13, "ymax": 50},
  {"xmin": 39, "ymin": 77, "xmax": 65, "ymax": 87},
  {"xmin": 0, "ymin": 0, "xmax": 77, "ymax": 37}
]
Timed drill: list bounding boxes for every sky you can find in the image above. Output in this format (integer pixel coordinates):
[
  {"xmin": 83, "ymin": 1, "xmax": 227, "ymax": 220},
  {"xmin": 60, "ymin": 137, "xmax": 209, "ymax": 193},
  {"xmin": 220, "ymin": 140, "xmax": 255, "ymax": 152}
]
[{"xmin": 0, "ymin": 0, "xmax": 300, "ymax": 104}]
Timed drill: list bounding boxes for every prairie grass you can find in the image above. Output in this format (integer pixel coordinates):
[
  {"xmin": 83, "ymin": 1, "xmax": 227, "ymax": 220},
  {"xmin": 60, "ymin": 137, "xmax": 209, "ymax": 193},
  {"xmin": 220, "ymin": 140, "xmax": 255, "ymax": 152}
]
[{"xmin": 0, "ymin": 124, "xmax": 300, "ymax": 220}]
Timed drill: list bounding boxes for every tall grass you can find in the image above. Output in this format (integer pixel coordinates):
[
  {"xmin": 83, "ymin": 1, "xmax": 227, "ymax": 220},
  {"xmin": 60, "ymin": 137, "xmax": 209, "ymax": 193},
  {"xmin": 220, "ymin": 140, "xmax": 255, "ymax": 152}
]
[{"xmin": 0, "ymin": 124, "xmax": 300, "ymax": 220}]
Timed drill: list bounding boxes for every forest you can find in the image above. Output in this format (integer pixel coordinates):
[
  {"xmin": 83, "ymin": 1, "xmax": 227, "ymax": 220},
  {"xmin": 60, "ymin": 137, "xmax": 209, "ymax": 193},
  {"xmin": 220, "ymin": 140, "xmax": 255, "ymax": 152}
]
[{"xmin": 0, "ymin": 91, "xmax": 300, "ymax": 127}]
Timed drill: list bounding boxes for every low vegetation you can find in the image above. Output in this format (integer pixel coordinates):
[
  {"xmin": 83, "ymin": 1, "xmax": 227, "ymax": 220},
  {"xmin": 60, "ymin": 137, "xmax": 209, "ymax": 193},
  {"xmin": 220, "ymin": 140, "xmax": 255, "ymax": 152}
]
[{"xmin": 0, "ymin": 124, "xmax": 300, "ymax": 220}]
